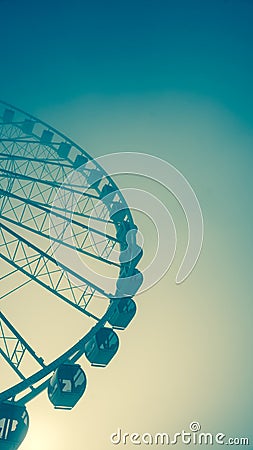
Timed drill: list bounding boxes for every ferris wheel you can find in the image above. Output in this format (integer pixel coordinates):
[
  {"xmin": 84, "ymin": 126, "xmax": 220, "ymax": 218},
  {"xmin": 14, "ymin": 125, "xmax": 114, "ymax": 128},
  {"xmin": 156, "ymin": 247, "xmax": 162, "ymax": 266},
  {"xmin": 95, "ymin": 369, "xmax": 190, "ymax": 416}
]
[{"xmin": 0, "ymin": 101, "xmax": 143, "ymax": 449}]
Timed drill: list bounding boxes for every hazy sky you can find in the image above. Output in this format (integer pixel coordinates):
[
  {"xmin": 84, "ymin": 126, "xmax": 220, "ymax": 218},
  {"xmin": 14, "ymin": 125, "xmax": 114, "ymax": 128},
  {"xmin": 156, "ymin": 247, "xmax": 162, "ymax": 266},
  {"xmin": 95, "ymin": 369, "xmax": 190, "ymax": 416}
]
[
  {"xmin": 0, "ymin": 1, "xmax": 253, "ymax": 449},
  {"xmin": 1, "ymin": 0, "xmax": 253, "ymax": 125}
]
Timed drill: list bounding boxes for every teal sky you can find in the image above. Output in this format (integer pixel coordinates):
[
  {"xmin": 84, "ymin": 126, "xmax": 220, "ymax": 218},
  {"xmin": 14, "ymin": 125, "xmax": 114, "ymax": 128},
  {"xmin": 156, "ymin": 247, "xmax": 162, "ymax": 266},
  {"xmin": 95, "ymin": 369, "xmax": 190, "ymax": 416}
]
[{"xmin": 1, "ymin": 0, "xmax": 253, "ymax": 127}]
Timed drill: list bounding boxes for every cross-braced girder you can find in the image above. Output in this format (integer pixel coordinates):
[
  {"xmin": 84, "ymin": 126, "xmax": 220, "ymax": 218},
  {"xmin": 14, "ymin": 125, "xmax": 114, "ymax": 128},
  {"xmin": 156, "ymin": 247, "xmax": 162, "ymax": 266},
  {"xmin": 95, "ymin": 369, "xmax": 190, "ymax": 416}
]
[
  {"xmin": 0, "ymin": 100, "xmax": 138, "ymax": 405},
  {"xmin": 0, "ymin": 222, "xmax": 110, "ymax": 320},
  {"xmin": 0, "ymin": 312, "xmax": 45, "ymax": 382}
]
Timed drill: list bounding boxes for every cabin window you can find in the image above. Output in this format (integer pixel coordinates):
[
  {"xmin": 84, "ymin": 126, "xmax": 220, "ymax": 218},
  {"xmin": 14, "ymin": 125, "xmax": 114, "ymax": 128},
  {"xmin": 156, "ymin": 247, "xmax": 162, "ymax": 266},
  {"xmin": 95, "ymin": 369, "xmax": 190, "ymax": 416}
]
[
  {"xmin": 73, "ymin": 371, "xmax": 85, "ymax": 389},
  {"xmin": 22, "ymin": 412, "xmax": 28, "ymax": 425},
  {"xmin": 0, "ymin": 418, "xmax": 5, "ymax": 438},
  {"xmin": 0, "ymin": 418, "xmax": 18, "ymax": 439},
  {"xmin": 61, "ymin": 379, "xmax": 72, "ymax": 392}
]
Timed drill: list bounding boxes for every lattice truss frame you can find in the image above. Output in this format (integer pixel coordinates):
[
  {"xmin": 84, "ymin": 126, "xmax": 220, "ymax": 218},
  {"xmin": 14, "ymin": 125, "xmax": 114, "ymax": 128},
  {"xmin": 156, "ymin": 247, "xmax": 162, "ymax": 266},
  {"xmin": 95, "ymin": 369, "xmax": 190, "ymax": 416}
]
[{"xmin": 0, "ymin": 102, "xmax": 134, "ymax": 393}]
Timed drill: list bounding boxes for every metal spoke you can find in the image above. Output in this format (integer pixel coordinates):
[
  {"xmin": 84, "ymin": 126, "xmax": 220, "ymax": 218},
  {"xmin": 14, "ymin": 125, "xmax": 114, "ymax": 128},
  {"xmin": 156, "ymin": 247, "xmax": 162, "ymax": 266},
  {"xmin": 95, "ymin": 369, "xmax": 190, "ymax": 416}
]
[
  {"xmin": 0, "ymin": 100, "xmax": 140, "ymax": 419},
  {"xmin": 0, "ymin": 221, "xmax": 109, "ymax": 319},
  {"xmin": 0, "ymin": 312, "xmax": 45, "ymax": 382}
]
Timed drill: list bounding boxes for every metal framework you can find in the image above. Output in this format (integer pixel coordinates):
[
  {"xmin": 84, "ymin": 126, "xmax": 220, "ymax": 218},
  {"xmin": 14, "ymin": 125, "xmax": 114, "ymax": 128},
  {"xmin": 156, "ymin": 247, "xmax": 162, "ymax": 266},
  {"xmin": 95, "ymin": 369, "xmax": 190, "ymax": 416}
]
[{"xmin": 0, "ymin": 100, "xmax": 141, "ymax": 409}]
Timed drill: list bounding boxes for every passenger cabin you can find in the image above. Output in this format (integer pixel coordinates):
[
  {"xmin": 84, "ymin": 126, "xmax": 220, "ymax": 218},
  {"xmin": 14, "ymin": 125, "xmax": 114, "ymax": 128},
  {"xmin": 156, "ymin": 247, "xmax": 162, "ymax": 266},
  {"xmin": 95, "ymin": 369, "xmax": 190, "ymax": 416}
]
[
  {"xmin": 109, "ymin": 202, "xmax": 127, "ymax": 223},
  {"xmin": 21, "ymin": 119, "xmax": 35, "ymax": 135},
  {"xmin": 0, "ymin": 402, "xmax": 29, "ymax": 450},
  {"xmin": 119, "ymin": 244, "xmax": 143, "ymax": 275},
  {"xmin": 116, "ymin": 221, "xmax": 136, "ymax": 242},
  {"xmin": 116, "ymin": 221, "xmax": 139, "ymax": 253},
  {"xmin": 73, "ymin": 154, "xmax": 88, "ymax": 169},
  {"xmin": 57, "ymin": 142, "xmax": 71, "ymax": 159},
  {"xmin": 116, "ymin": 269, "xmax": 143, "ymax": 297},
  {"xmin": 2, "ymin": 109, "xmax": 14, "ymax": 124},
  {"xmin": 40, "ymin": 129, "xmax": 53, "ymax": 145},
  {"xmin": 48, "ymin": 364, "xmax": 86, "ymax": 410},
  {"xmin": 100, "ymin": 184, "xmax": 116, "ymax": 200},
  {"xmin": 84, "ymin": 328, "xmax": 119, "ymax": 367},
  {"xmin": 87, "ymin": 168, "xmax": 102, "ymax": 190},
  {"xmin": 100, "ymin": 185, "xmax": 117, "ymax": 210},
  {"xmin": 108, "ymin": 297, "xmax": 137, "ymax": 329}
]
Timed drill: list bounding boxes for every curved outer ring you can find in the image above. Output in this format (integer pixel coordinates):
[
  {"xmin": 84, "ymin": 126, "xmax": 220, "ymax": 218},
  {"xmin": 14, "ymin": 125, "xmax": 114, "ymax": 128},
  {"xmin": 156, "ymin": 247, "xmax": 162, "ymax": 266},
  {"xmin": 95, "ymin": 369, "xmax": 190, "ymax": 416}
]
[{"xmin": 0, "ymin": 100, "xmax": 137, "ymax": 405}]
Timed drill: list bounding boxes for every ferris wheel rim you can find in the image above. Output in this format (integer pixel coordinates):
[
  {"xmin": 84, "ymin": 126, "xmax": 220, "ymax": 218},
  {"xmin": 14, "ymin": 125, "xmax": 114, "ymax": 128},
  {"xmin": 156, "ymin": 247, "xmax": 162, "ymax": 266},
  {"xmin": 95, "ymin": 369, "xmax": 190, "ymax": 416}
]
[
  {"xmin": 0, "ymin": 99, "xmax": 134, "ymax": 224},
  {"xmin": 0, "ymin": 101, "xmax": 141, "ymax": 406}
]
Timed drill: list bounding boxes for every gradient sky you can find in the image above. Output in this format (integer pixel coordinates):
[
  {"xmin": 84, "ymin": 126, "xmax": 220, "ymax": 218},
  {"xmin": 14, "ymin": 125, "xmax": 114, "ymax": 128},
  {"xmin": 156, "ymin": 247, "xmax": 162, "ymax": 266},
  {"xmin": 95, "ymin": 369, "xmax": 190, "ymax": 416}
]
[
  {"xmin": 1, "ymin": 1, "xmax": 253, "ymax": 449},
  {"xmin": 0, "ymin": 0, "xmax": 253, "ymax": 125}
]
